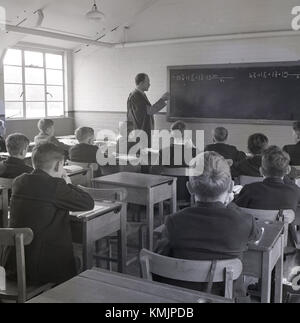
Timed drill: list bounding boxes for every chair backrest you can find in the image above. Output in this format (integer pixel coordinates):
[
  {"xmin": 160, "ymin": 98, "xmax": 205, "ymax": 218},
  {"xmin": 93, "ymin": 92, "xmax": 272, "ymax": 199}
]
[
  {"xmin": 78, "ymin": 186, "xmax": 127, "ymax": 202},
  {"xmin": 140, "ymin": 249, "xmax": 243, "ymax": 299},
  {"xmin": 239, "ymin": 207, "xmax": 295, "ymax": 224},
  {"xmin": 239, "ymin": 176, "xmax": 264, "ymax": 186},
  {"xmin": 0, "ymin": 228, "xmax": 33, "ymax": 303},
  {"xmin": 239, "ymin": 207, "xmax": 295, "ymax": 247}
]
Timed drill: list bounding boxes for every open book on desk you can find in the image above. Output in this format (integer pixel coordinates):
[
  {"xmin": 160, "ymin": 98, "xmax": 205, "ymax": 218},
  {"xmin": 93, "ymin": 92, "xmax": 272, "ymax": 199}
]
[{"xmin": 70, "ymin": 204, "xmax": 113, "ymax": 218}]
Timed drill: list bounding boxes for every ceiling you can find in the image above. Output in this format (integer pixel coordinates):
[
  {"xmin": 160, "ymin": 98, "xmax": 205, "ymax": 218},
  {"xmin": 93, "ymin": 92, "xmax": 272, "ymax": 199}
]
[{"xmin": 0, "ymin": 0, "xmax": 299, "ymax": 50}]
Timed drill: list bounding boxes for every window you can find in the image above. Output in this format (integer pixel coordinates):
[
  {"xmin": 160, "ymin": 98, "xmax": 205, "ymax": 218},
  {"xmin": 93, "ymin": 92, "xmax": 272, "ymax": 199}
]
[{"xmin": 3, "ymin": 48, "xmax": 66, "ymax": 119}]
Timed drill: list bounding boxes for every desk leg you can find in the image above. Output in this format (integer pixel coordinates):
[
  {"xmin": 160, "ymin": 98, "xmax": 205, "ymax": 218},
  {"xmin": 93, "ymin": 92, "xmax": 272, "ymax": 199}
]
[
  {"xmin": 82, "ymin": 222, "xmax": 94, "ymax": 270},
  {"xmin": 261, "ymin": 252, "xmax": 272, "ymax": 303},
  {"xmin": 171, "ymin": 180, "xmax": 177, "ymax": 214},
  {"xmin": 274, "ymin": 236, "xmax": 284, "ymax": 304},
  {"xmin": 118, "ymin": 205, "xmax": 127, "ymax": 274},
  {"xmin": 146, "ymin": 189, "xmax": 154, "ymax": 251}
]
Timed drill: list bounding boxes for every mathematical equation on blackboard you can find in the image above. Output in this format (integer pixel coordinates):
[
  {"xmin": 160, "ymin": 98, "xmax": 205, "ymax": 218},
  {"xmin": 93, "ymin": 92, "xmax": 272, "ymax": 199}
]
[
  {"xmin": 172, "ymin": 73, "xmax": 234, "ymax": 83},
  {"xmin": 249, "ymin": 71, "xmax": 300, "ymax": 79},
  {"xmin": 172, "ymin": 70, "xmax": 300, "ymax": 83}
]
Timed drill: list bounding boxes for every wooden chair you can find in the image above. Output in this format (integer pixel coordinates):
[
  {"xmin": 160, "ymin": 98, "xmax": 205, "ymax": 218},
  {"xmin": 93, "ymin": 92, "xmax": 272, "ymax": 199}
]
[
  {"xmin": 0, "ymin": 228, "xmax": 53, "ymax": 303},
  {"xmin": 239, "ymin": 176, "xmax": 264, "ymax": 186},
  {"xmin": 140, "ymin": 249, "xmax": 243, "ymax": 299},
  {"xmin": 239, "ymin": 207, "xmax": 295, "ymax": 248},
  {"xmin": 78, "ymin": 186, "xmax": 128, "ymax": 270}
]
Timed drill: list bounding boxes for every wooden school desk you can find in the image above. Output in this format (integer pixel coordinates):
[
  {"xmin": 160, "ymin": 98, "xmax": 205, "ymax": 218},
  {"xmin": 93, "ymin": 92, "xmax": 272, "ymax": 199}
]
[
  {"xmin": 244, "ymin": 222, "xmax": 284, "ymax": 303},
  {"xmin": 27, "ymin": 268, "xmax": 232, "ymax": 303},
  {"xmin": 70, "ymin": 201, "xmax": 127, "ymax": 273},
  {"xmin": 92, "ymin": 172, "xmax": 177, "ymax": 251},
  {"xmin": 64, "ymin": 165, "xmax": 92, "ymax": 187}
]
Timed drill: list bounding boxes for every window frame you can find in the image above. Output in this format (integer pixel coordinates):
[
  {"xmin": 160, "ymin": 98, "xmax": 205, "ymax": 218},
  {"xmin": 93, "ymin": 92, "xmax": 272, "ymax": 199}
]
[{"xmin": 3, "ymin": 46, "xmax": 66, "ymax": 120}]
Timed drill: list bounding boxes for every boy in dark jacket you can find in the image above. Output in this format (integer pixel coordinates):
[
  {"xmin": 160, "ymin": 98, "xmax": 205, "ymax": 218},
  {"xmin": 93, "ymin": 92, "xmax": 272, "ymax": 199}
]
[
  {"xmin": 156, "ymin": 151, "xmax": 260, "ymax": 296},
  {"xmin": 6, "ymin": 143, "xmax": 94, "ymax": 285}
]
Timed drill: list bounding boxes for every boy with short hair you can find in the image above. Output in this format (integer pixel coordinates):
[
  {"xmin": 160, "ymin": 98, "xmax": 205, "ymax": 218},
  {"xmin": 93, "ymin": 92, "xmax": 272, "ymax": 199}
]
[
  {"xmin": 0, "ymin": 133, "xmax": 33, "ymax": 178},
  {"xmin": 6, "ymin": 143, "xmax": 94, "ymax": 285},
  {"xmin": 235, "ymin": 146, "xmax": 300, "ymax": 211},
  {"xmin": 205, "ymin": 127, "xmax": 246, "ymax": 164},
  {"xmin": 156, "ymin": 151, "xmax": 260, "ymax": 296},
  {"xmin": 231, "ymin": 133, "xmax": 269, "ymax": 178},
  {"xmin": 34, "ymin": 118, "xmax": 70, "ymax": 153},
  {"xmin": 69, "ymin": 127, "xmax": 98, "ymax": 163},
  {"xmin": 283, "ymin": 121, "xmax": 300, "ymax": 166}
]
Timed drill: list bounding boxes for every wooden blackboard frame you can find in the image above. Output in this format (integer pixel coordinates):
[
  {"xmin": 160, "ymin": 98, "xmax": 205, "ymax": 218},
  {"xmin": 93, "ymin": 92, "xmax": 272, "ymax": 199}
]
[{"xmin": 167, "ymin": 62, "xmax": 300, "ymax": 125}]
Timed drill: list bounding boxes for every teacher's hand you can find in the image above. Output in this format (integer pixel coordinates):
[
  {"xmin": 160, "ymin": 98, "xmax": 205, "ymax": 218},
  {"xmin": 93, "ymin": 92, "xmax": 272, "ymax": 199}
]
[{"xmin": 161, "ymin": 92, "xmax": 170, "ymax": 102}]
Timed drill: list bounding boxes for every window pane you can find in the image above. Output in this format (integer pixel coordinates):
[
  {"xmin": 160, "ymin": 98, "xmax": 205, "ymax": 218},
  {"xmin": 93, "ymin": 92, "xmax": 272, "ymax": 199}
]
[
  {"xmin": 46, "ymin": 53, "xmax": 63, "ymax": 69},
  {"xmin": 5, "ymin": 102, "xmax": 23, "ymax": 119},
  {"xmin": 46, "ymin": 69, "xmax": 63, "ymax": 85},
  {"xmin": 4, "ymin": 84, "xmax": 23, "ymax": 101},
  {"xmin": 25, "ymin": 68, "xmax": 44, "ymax": 85},
  {"xmin": 48, "ymin": 102, "xmax": 64, "ymax": 117},
  {"xmin": 4, "ymin": 66, "xmax": 22, "ymax": 83},
  {"xmin": 26, "ymin": 102, "xmax": 45, "ymax": 118},
  {"xmin": 47, "ymin": 86, "xmax": 63, "ymax": 101},
  {"xmin": 3, "ymin": 49, "xmax": 22, "ymax": 66},
  {"xmin": 26, "ymin": 85, "xmax": 45, "ymax": 101},
  {"xmin": 24, "ymin": 51, "xmax": 44, "ymax": 67}
]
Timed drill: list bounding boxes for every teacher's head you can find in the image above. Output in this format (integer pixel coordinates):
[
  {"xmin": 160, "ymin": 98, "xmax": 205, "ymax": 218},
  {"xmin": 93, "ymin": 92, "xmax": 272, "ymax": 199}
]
[{"xmin": 135, "ymin": 73, "xmax": 150, "ymax": 92}]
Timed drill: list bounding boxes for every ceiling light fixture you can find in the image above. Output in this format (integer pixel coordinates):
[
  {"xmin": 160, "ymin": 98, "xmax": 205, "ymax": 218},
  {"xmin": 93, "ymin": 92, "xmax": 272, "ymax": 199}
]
[{"xmin": 86, "ymin": 0, "xmax": 105, "ymax": 21}]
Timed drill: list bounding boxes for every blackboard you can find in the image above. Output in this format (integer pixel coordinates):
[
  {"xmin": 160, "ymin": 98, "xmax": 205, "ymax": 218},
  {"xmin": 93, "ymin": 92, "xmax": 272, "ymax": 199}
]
[{"xmin": 167, "ymin": 62, "xmax": 300, "ymax": 123}]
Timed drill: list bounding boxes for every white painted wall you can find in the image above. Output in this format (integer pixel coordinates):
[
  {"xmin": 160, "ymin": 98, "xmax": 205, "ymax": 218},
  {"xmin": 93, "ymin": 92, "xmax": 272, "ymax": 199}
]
[{"xmin": 73, "ymin": 35, "xmax": 300, "ymax": 151}]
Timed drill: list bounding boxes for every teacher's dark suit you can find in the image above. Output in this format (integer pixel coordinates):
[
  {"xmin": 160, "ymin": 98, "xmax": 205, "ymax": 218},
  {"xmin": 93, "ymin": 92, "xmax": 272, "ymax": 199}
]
[
  {"xmin": 127, "ymin": 89, "xmax": 166, "ymax": 143},
  {"xmin": 6, "ymin": 169, "xmax": 94, "ymax": 285}
]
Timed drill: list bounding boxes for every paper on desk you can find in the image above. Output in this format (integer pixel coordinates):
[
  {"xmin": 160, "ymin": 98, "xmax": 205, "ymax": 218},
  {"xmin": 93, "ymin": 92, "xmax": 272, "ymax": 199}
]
[{"xmin": 70, "ymin": 204, "xmax": 110, "ymax": 218}]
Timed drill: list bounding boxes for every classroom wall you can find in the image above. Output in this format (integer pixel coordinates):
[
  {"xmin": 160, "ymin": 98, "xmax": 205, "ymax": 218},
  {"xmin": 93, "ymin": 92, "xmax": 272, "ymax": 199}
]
[{"xmin": 73, "ymin": 35, "xmax": 300, "ymax": 151}]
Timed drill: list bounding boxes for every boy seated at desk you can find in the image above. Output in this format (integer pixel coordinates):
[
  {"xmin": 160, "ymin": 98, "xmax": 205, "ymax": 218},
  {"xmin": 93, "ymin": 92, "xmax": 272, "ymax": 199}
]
[
  {"xmin": 0, "ymin": 133, "xmax": 33, "ymax": 178},
  {"xmin": 205, "ymin": 127, "xmax": 246, "ymax": 166},
  {"xmin": 34, "ymin": 119, "xmax": 70, "ymax": 155},
  {"xmin": 5, "ymin": 143, "xmax": 94, "ymax": 285},
  {"xmin": 156, "ymin": 151, "xmax": 260, "ymax": 298},
  {"xmin": 235, "ymin": 146, "xmax": 300, "ymax": 212},
  {"xmin": 283, "ymin": 121, "xmax": 300, "ymax": 166},
  {"xmin": 231, "ymin": 133, "xmax": 269, "ymax": 178},
  {"xmin": 70, "ymin": 127, "xmax": 98, "ymax": 164}
]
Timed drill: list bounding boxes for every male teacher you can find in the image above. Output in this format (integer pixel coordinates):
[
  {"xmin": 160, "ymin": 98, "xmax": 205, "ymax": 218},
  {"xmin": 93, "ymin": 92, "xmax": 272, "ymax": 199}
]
[{"xmin": 127, "ymin": 73, "xmax": 170, "ymax": 146}]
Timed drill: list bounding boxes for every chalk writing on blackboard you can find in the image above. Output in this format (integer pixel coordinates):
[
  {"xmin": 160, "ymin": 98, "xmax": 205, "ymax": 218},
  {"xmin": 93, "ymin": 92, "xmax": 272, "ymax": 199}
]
[
  {"xmin": 172, "ymin": 73, "xmax": 235, "ymax": 83},
  {"xmin": 249, "ymin": 71, "xmax": 300, "ymax": 79}
]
